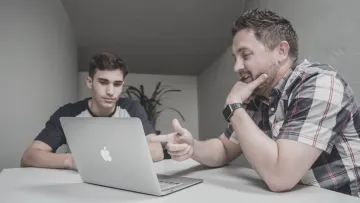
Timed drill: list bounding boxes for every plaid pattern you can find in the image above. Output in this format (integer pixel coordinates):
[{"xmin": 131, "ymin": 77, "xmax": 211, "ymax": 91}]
[{"xmin": 225, "ymin": 59, "xmax": 360, "ymax": 197}]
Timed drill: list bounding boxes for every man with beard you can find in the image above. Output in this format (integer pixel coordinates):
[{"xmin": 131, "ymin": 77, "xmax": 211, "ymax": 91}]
[{"xmin": 150, "ymin": 9, "xmax": 360, "ymax": 197}]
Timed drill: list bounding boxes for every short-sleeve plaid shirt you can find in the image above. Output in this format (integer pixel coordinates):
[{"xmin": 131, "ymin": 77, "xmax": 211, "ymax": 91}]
[{"xmin": 225, "ymin": 59, "xmax": 360, "ymax": 197}]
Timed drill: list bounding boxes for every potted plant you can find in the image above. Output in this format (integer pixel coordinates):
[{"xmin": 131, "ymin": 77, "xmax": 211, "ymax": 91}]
[{"xmin": 124, "ymin": 81, "xmax": 185, "ymax": 134}]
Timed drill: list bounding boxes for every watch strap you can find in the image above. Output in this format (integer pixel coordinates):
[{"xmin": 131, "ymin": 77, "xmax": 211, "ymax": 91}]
[{"xmin": 223, "ymin": 103, "xmax": 243, "ymax": 122}]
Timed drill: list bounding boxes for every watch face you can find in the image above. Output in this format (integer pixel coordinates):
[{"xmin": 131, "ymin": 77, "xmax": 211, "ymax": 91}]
[{"xmin": 222, "ymin": 105, "xmax": 232, "ymax": 120}]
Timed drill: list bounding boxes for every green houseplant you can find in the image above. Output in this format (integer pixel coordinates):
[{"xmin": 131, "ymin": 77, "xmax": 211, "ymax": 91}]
[{"xmin": 125, "ymin": 81, "xmax": 185, "ymax": 133}]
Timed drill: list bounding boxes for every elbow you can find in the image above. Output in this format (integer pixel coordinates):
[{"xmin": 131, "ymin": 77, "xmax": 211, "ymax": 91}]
[
  {"xmin": 264, "ymin": 175, "xmax": 297, "ymax": 193},
  {"xmin": 213, "ymin": 157, "xmax": 229, "ymax": 168},
  {"xmin": 20, "ymin": 150, "xmax": 33, "ymax": 167},
  {"xmin": 267, "ymin": 182, "xmax": 295, "ymax": 193},
  {"xmin": 21, "ymin": 148, "xmax": 42, "ymax": 168},
  {"xmin": 204, "ymin": 154, "xmax": 231, "ymax": 168},
  {"xmin": 203, "ymin": 162, "xmax": 226, "ymax": 168},
  {"xmin": 205, "ymin": 154, "xmax": 229, "ymax": 168}
]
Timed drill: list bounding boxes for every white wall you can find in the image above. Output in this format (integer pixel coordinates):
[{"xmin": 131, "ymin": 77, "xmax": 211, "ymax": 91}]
[
  {"xmin": 78, "ymin": 72, "xmax": 199, "ymax": 139},
  {"xmin": 0, "ymin": 0, "xmax": 77, "ymax": 170},
  {"xmin": 198, "ymin": 47, "xmax": 237, "ymax": 140},
  {"xmin": 198, "ymin": 48, "xmax": 250, "ymax": 166},
  {"xmin": 258, "ymin": 0, "xmax": 360, "ymax": 95},
  {"xmin": 198, "ymin": 0, "xmax": 360, "ymax": 167}
]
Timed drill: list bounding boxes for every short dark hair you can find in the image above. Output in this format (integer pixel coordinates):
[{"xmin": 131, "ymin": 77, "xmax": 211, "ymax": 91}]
[
  {"xmin": 88, "ymin": 52, "xmax": 129, "ymax": 78},
  {"xmin": 232, "ymin": 9, "xmax": 298, "ymax": 61}
]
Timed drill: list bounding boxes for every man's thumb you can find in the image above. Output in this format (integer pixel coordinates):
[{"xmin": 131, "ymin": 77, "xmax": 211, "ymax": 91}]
[{"xmin": 172, "ymin": 119, "xmax": 185, "ymax": 135}]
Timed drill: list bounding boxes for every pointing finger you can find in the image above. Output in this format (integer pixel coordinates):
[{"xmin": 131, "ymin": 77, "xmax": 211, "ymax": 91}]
[
  {"xmin": 149, "ymin": 132, "xmax": 176, "ymax": 143},
  {"xmin": 248, "ymin": 74, "xmax": 268, "ymax": 91}
]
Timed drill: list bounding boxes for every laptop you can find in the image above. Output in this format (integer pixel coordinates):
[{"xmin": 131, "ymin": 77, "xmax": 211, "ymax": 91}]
[{"xmin": 59, "ymin": 117, "xmax": 203, "ymax": 196}]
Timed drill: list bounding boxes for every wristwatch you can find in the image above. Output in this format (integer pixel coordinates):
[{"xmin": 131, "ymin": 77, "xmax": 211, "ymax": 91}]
[{"xmin": 222, "ymin": 103, "xmax": 243, "ymax": 122}]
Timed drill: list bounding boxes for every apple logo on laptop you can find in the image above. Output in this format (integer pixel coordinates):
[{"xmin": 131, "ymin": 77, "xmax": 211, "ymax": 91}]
[{"xmin": 100, "ymin": 146, "xmax": 112, "ymax": 162}]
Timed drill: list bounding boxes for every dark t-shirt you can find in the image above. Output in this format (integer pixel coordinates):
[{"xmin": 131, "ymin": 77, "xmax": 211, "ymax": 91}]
[{"xmin": 35, "ymin": 97, "xmax": 155, "ymax": 152}]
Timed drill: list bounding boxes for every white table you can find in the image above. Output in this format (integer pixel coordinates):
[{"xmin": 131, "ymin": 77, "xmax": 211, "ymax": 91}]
[{"xmin": 0, "ymin": 159, "xmax": 358, "ymax": 202}]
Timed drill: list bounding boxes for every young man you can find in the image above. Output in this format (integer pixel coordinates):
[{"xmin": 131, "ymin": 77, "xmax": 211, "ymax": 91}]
[
  {"xmin": 151, "ymin": 9, "xmax": 360, "ymax": 197},
  {"xmin": 21, "ymin": 53, "xmax": 164, "ymax": 170}
]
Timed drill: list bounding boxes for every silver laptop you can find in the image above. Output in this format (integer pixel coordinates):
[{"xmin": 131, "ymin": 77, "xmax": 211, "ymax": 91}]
[{"xmin": 59, "ymin": 117, "xmax": 203, "ymax": 196}]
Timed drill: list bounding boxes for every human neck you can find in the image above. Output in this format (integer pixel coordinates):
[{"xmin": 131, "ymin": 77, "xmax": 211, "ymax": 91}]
[
  {"xmin": 271, "ymin": 59, "xmax": 293, "ymax": 89},
  {"xmin": 260, "ymin": 59, "xmax": 294, "ymax": 98},
  {"xmin": 88, "ymin": 99, "xmax": 115, "ymax": 117}
]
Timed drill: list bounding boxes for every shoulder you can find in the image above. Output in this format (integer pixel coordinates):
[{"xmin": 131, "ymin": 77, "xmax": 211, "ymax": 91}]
[
  {"xmin": 284, "ymin": 60, "xmax": 358, "ymax": 109},
  {"xmin": 286, "ymin": 60, "xmax": 350, "ymax": 94},
  {"xmin": 51, "ymin": 98, "xmax": 90, "ymax": 118},
  {"xmin": 116, "ymin": 97, "xmax": 143, "ymax": 112},
  {"xmin": 117, "ymin": 97, "xmax": 140, "ymax": 108},
  {"xmin": 116, "ymin": 97, "xmax": 146, "ymax": 116}
]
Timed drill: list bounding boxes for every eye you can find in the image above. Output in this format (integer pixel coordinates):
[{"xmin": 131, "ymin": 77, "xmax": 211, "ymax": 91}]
[
  {"xmin": 99, "ymin": 80, "xmax": 108, "ymax": 85},
  {"xmin": 242, "ymin": 53, "xmax": 251, "ymax": 60},
  {"xmin": 114, "ymin": 82, "xmax": 123, "ymax": 87}
]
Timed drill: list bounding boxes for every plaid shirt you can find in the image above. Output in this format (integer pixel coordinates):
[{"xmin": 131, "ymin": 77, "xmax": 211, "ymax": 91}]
[{"xmin": 225, "ymin": 59, "xmax": 360, "ymax": 197}]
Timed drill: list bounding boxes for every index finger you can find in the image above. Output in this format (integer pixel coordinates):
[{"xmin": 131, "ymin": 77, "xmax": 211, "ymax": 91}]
[
  {"xmin": 148, "ymin": 132, "xmax": 176, "ymax": 143},
  {"xmin": 248, "ymin": 74, "xmax": 268, "ymax": 91}
]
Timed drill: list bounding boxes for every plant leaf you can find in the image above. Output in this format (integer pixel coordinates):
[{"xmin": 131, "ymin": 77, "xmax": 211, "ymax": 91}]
[
  {"xmin": 140, "ymin": 85, "xmax": 145, "ymax": 95},
  {"xmin": 151, "ymin": 82, "xmax": 162, "ymax": 99},
  {"xmin": 155, "ymin": 107, "xmax": 185, "ymax": 121},
  {"xmin": 126, "ymin": 88, "xmax": 141, "ymax": 100},
  {"xmin": 166, "ymin": 107, "xmax": 185, "ymax": 121},
  {"xmin": 157, "ymin": 89, "xmax": 181, "ymax": 100},
  {"xmin": 151, "ymin": 87, "xmax": 165, "ymax": 100},
  {"xmin": 126, "ymin": 86, "xmax": 142, "ymax": 96},
  {"xmin": 124, "ymin": 82, "xmax": 184, "ymax": 130}
]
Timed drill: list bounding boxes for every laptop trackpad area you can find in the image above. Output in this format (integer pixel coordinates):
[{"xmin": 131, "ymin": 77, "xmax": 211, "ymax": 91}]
[
  {"xmin": 158, "ymin": 180, "xmax": 182, "ymax": 190},
  {"xmin": 157, "ymin": 175, "xmax": 183, "ymax": 190}
]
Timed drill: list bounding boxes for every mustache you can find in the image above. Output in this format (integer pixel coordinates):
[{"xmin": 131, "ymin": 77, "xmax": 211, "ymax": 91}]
[{"xmin": 238, "ymin": 72, "xmax": 252, "ymax": 81}]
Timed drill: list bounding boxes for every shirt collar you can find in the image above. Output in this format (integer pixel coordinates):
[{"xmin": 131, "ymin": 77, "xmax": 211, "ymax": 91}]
[{"xmin": 257, "ymin": 61, "xmax": 299, "ymax": 106}]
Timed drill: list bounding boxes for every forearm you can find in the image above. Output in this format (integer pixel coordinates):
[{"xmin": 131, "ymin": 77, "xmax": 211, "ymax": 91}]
[
  {"xmin": 146, "ymin": 134, "xmax": 164, "ymax": 162},
  {"xmin": 231, "ymin": 109, "xmax": 279, "ymax": 184},
  {"xmin": 21, "ymin": 148, "xmax": 71, "ymax": 169},
  {"xmin": 148, "ymin": 142, "xmax": 164, "ymax": 162},
  {"xmin": 191, "ymin": 138, "xmax": 229, "ymax": 167}
]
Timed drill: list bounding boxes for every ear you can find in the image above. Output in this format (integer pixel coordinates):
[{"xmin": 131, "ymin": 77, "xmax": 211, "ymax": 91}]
[
  {"xmin": 86, "ymin": 76, "xmax": 93, "ymax": 89},
  {"xmin": 277, "ymin": 41, "xmax": 290, "ymax": 62}
]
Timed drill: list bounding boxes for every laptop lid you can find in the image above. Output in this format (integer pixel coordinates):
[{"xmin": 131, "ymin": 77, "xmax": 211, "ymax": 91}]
[{"xmin": 59, "ymin": 117, "xmax": 162, "ymax": 195}]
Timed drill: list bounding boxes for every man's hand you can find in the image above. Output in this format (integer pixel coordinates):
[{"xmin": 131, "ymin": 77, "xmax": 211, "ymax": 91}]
[
  {"xmin": 149, "ymin": 119, "xmax": 194, "ymax": 161},
  {"xmin": 226, "ymin": 73, "xmax": 268, "ymax": 105}
]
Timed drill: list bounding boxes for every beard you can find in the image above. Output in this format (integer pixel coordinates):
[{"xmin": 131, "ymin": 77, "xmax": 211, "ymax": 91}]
[
  {"xmin": 239, "ymin": 62, "xmax": 279, "ymax": 97},
  {"xmin": 253, "ymin": 81, "xmax": 269, "ymax": 96}
]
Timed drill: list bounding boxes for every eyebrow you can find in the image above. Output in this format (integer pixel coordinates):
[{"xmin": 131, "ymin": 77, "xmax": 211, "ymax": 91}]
[
  {"xmin": 232, "ymin": 47, "xmax": 251, "ymax": 57},
  {"xmin": 97, "ymin": 78, "xmax": 108, "ymax": 82},
  {"xmin": 236, "ymin": 47, "xmax": 250, "ymax": 53},
  {"xmin": 98, "ymin": 78, "xmax": 123, "ymax": 83}
]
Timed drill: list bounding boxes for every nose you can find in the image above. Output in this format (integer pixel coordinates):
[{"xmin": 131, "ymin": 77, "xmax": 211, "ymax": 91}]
[
  {"xmin": 106, "ymin": 85, "xmax": 114, "ymax": 96},
  {"xmin": 234, "ymin": 59, "xmax": 245, "ymax": 73}
]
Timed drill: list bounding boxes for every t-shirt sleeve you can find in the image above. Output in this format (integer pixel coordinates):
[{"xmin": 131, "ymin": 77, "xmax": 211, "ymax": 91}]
[
  {"xmin": 34, "ymin": 107, "xmax": 67, "ymax": 152},
  {"xmin": 129, "ymin": 101, "xmax": 156, "ymax": 135},
  {"xmin": 277, "ymin": 73, "xmax": 350, "ymax": 153}
]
